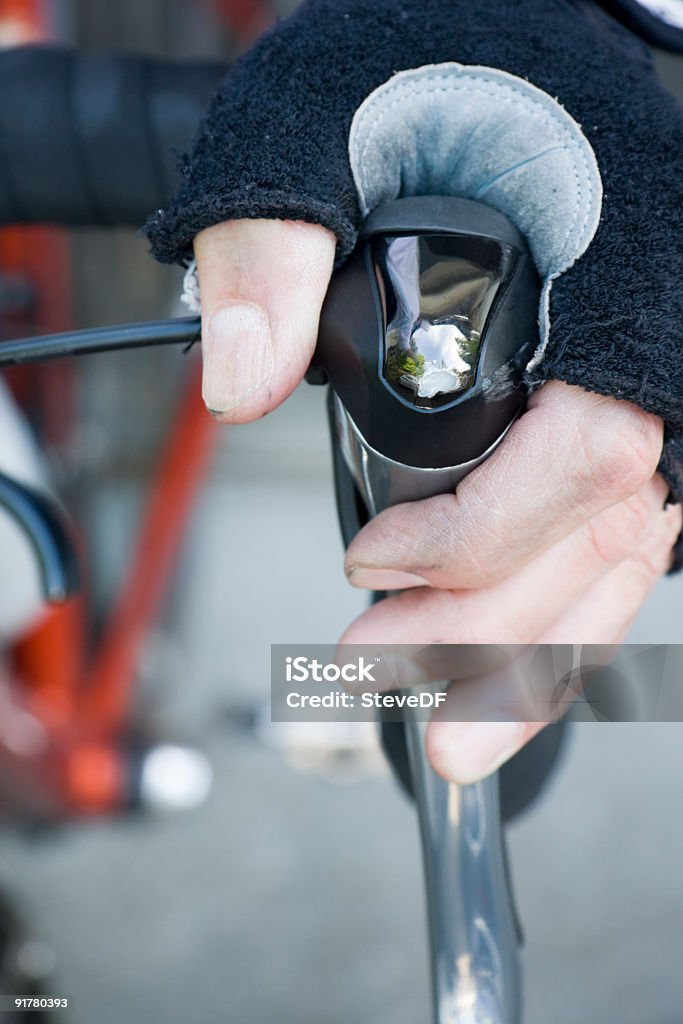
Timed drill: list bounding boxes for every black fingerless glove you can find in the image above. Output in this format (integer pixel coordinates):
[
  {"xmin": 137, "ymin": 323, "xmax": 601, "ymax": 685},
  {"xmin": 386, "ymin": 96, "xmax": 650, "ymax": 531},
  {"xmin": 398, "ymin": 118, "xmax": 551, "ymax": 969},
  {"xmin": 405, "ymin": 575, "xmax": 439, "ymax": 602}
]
[{"xmin": 146, "ymin": 0, "xmax": 683, "ymax": 506}]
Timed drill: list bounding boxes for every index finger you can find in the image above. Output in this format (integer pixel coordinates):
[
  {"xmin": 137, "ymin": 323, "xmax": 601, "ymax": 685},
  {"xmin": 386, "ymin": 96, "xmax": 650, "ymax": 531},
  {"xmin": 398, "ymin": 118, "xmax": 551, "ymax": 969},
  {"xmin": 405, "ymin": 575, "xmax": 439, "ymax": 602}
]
[{"xmin": 344, "ymin": 381, "xmax": 664, "ymax": 591}]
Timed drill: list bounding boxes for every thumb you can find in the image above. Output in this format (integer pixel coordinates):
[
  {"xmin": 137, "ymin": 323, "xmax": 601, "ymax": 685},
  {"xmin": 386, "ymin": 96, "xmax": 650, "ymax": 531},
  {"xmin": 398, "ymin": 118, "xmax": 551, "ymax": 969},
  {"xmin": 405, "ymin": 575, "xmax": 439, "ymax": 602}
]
[{"xmin": 194, "ymin": 218, "xmax": 336, "ymax": 423}]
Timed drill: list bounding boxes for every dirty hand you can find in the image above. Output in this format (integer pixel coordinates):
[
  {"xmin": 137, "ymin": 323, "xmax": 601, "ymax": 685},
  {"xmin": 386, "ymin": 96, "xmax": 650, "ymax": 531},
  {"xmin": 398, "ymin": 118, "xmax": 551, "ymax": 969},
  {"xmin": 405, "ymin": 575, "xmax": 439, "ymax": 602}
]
[{"xmin": 194, "ymin": 217, "xmax": 681, "ymax": 784}]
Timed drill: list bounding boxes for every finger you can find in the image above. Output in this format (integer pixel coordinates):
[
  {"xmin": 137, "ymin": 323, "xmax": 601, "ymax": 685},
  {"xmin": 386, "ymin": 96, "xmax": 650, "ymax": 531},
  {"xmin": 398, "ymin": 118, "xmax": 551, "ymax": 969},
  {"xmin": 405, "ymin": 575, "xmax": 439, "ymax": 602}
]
[
  {"xmin": 339, "ymin": 475, "xmax": 670, "ymax": 649},
  {"xmin": 345, "ymin": 382, "xmax": 664, "ymax": 591},
  {"xmin": 424, "ymin": 501, "xmax": 682, "ymax": 784},
  {"xmin": 194, "ymin": 218, "xmax": 336, "ymax": 422},
  {"xmin": 538, "ymin": 500, "xmax": 682, "ymax": 645}
]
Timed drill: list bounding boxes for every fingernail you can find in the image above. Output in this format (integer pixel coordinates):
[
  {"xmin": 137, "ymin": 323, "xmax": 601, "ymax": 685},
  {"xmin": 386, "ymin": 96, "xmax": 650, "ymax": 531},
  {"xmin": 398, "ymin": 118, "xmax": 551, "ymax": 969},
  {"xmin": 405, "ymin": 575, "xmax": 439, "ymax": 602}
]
[
  {"xmin": 346, "ymin": 567, "xmax": 430, "ymax": 590},
  {"xmin": 202, "ymin": 303, "xmax": 273, "ymax": 413},
  {"xmin": 431, "ymin": 720, "xmax": 526, "ymax": 784}
]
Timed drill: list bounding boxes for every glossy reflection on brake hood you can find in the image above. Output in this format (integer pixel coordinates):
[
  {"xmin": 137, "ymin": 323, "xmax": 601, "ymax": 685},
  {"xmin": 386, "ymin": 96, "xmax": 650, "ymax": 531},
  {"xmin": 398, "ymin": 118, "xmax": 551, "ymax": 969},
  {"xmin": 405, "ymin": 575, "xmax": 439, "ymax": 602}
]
[{"xmin": 409, "ymin": 319, "xmax": 472, "ymax": 398}]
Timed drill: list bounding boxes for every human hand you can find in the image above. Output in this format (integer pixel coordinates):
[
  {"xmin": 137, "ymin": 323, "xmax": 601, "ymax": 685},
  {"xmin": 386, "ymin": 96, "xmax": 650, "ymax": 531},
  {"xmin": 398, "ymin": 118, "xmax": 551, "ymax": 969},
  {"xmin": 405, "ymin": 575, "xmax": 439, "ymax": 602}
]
[
  {"xmin": 194, "ymin": 217, "xmax": 682, "ymax": 785},
  {"xmin": 339, "ymin": 378, "xmax": 681, "ymax": 782},
  {"xmin": 179, "ymin": 0, "xmax": 683, "ymax": 788},
  {"xmin": 149, "ymin": 0, "xmax": 683, "ymax": 511}
]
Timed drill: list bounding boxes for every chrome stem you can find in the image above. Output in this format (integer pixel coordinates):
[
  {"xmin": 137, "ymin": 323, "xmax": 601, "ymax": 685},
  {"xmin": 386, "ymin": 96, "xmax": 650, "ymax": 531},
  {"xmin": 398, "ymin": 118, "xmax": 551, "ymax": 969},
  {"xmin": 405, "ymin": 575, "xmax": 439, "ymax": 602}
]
[
  {"xmin": 404, "ymin": 702, "xmax": 521, "ymax": 1024},
  {"xmin": 332, "ymin": 398, "xmax": 522, "ymax": 1022}
]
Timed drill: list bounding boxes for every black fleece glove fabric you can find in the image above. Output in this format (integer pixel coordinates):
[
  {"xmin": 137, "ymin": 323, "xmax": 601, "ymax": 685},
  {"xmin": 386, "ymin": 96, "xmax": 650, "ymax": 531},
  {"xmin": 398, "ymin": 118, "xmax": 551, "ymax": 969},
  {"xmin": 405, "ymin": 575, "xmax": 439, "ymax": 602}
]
[
  {"xmin": 597, "ymin": 0, "xmax": 683, "ymax": 52},
  {"xmin": 146, "ymin": 0, "xmax": 683, "ymax": 509}
]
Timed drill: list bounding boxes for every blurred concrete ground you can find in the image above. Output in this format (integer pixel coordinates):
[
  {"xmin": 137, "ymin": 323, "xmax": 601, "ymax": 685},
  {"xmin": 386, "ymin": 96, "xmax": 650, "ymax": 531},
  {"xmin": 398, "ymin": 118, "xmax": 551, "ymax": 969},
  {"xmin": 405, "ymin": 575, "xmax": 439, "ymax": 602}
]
[
  {"xmin": 1, "ymin": 381, "xmax": 683, "ymax": 1024},
  {"xmin": 1, "ymin": 16, "xmax": 683, "ymax": 1024}
]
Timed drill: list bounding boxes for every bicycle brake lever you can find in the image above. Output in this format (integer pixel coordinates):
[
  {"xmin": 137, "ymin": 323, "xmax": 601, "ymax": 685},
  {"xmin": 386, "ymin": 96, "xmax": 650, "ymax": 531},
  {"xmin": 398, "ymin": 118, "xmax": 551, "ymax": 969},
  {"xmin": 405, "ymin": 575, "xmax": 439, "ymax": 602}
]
[{"xmin": 311, "ymin": 195, "xmax": 542, "ymax": 1024}]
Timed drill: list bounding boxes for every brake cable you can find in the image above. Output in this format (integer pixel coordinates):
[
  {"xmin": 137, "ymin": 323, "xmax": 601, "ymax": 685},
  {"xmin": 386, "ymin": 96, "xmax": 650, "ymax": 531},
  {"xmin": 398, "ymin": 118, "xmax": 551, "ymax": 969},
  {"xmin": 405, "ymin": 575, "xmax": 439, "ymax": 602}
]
[{"xmin": 0, "ymin": 316, "xmax": 201, "ymax": 366}]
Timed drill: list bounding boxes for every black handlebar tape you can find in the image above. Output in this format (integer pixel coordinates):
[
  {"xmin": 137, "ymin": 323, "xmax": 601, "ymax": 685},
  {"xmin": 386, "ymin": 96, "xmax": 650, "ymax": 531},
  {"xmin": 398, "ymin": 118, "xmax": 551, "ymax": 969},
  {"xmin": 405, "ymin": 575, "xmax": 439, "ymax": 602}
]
[{"xmin": 0, "ymin": 46, "xmax": 228, "ymax": 228}]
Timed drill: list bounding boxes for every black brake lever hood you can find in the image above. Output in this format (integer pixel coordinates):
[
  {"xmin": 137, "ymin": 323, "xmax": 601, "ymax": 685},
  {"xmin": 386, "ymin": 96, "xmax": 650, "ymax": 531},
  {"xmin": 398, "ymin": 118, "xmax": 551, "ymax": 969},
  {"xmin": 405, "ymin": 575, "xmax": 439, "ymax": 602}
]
[{"xmin": 310, "ymin": 195, "xmax": 541, "ymax": 470}]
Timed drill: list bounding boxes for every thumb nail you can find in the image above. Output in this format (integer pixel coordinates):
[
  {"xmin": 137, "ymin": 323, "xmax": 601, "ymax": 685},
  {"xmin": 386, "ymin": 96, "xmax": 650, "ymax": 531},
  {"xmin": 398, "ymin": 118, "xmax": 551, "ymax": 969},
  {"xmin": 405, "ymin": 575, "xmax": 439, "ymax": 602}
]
[{"xmin": 202, "ymin": 303, "xmax": 274, "ymax": 414}]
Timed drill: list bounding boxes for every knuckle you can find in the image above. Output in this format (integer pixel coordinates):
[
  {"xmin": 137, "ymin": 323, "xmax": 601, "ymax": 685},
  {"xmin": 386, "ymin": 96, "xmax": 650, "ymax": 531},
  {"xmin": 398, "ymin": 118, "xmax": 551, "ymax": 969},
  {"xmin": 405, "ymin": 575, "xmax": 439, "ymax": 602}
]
[
  {"xmin": 399, "ymin": 494, "xmax": 477, "ymax": 583},
  {"xmin": 272, "ymin": 221, "xmax": 335, "ymax": 288},
  {"xmin": 435, "ymin": 484, "xmax": 511, "ymax": 588},
  {"xmin": 631, "ymin": 506, "xmax": 682, "ymax": 583},
  {"xmin": 447, "ymin": 614, "xmax": 494, "ymax": 646},
  {"xmin": 583, "ymin": 489, "xmax": 659, "ymax": 568},
  {"xmin": 573, "ymin": 402, "xmax": 663, "ymax": 501},
  {"xmin": 630, "ymin": 547, "xmax": 667, "ymax": 589},
  {"xmin": 345, "ymin": 499, "xmax": 458, "ymax": 582},
  {"xmin": 400, "ymin": 504, "xmax": 452, "ymax": 575},
  {"xmin": 447, "ymin": 604, "xmax": 527, "ymax": 647}
]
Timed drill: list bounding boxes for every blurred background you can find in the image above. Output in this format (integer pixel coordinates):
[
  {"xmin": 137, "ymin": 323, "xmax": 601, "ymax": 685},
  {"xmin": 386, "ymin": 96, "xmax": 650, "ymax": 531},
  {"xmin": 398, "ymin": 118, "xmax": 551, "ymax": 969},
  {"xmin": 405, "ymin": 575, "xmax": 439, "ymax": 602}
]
[{"xmin": 0, "ymin": 2, "xmax": 682, "ymax": 1023}]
